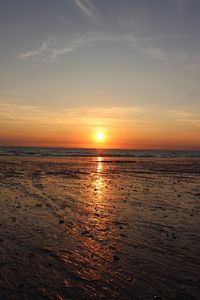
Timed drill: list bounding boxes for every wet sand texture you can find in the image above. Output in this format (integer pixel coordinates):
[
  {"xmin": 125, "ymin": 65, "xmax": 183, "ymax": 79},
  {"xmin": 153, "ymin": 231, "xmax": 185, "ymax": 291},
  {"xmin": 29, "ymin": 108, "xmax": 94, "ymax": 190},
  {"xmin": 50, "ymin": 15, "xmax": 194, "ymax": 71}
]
[{"xmin": 0, "ymin": 156, "xmax": 200, "ymax": 300}]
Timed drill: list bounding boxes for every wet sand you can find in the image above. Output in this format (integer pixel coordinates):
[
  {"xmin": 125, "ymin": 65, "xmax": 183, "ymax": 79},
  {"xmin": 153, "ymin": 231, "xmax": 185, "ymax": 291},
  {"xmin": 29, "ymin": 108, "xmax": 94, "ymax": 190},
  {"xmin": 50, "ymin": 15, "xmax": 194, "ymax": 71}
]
[{"xmin": 0, "ymin": 156, "xmax": 200, "ymax": 300}]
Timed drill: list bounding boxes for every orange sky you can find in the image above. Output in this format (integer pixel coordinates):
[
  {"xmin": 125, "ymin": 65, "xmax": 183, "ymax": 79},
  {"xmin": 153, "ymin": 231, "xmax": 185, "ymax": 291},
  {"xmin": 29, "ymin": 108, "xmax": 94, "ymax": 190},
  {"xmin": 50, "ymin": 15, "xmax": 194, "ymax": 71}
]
[{"xmin": 0, "ymin": 104, "xmax": 199, "ymax": 149}]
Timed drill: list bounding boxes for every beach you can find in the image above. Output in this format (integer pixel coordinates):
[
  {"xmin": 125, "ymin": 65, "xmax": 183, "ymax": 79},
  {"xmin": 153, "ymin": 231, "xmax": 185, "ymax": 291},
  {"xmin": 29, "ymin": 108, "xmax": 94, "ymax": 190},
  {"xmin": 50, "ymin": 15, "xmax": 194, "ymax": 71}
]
[{"xmin": 0, "ymin": 155, "xmax": 200, "ymax": 300}]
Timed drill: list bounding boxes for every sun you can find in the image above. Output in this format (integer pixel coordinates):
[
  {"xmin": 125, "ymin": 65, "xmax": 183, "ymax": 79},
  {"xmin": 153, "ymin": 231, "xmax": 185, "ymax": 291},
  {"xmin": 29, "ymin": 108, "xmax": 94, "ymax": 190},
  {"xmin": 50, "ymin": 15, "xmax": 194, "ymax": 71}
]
[{"xmin": 96, "ymin": 132, "xmax": 104, "ymax": 141}]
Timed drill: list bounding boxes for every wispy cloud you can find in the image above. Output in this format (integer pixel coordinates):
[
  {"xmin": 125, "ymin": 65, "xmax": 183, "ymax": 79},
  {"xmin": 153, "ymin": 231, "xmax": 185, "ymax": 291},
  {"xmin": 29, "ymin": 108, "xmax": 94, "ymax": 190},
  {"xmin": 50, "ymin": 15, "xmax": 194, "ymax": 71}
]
[
  {"xmin": 0, "ymin": 102, "xmax": 46, "ymax": 124},
  {"xmin": 0, "ymin": 102, "xmax": 159, "ymax": 133},
  {"xmin": 19, "ymin": 28, "xmax": 200, "ymax": 67},
  {"xmin": 141, "ymin": 46, "xmax": 168, "ymax": 62},
  {"xmin": 19, "ymin": 40, "xmax": 76, "ymax": 61},
  {"xmin": 72, "ymin": 0, "xmax": 101, "ymax": 23},
  {"xmin": 167, "ymin": 109, "xmax": 200, "ymax": 127},
  {"xmin": 73, "ymin": 0, "xmax": 93, "ymax": 19},
  {"xmin": 19, "ymin": 41, "xmax": 47, "ymax": 59},
  {"xmin": 18, "ymin": 32, "xmax": 116, "ymax": 62},
  {"xmin": 123, "ymin": 34, "xmax": 169, "ymax": 62},
  {"xmin": 18, "ymin": 32, "xmax": 169, "ymax": 63}
]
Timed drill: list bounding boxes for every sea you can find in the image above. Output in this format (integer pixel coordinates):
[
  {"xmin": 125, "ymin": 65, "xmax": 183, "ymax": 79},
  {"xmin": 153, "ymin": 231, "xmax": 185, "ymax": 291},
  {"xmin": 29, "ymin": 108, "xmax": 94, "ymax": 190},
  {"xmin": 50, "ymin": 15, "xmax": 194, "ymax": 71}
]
[{"xmin": 0, "ymin": 146, "xmax": 200, "ymax": 158}]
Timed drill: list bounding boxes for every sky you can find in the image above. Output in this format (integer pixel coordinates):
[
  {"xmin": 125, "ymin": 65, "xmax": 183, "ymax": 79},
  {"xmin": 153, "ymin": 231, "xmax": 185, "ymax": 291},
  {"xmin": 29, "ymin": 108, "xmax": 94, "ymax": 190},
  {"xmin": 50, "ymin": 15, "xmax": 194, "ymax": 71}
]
[{"xmin": 0, "ymin": 0, "xmax": 200, "ymax": 149}]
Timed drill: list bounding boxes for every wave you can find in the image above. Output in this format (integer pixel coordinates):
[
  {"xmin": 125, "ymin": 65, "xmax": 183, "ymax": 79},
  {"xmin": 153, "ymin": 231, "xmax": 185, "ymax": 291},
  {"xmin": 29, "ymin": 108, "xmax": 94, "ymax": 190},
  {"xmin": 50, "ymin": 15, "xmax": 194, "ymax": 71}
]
[{"xmin": 0, "ymin": 147, "xmax": 200, "ymax": 158}]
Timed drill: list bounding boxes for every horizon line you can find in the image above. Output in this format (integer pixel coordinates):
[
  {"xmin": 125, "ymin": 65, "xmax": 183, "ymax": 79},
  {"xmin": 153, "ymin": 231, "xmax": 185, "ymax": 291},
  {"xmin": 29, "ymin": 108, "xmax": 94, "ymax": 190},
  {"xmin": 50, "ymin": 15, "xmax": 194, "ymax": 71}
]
[{"xmin": 0, "ymin": 145, "xmax": 200, "ymax": 152}]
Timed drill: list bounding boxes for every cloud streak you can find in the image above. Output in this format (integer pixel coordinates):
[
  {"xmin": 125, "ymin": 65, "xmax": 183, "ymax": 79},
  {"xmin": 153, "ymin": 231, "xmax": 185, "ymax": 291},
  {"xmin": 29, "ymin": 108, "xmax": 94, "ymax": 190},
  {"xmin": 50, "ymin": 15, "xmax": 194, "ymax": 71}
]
[
  {"xmin": 19, "ymin": 39, "xmax": 77, "ymax": 61},
  {"xmin": 73, "ymin": 0, "xmax": 96, "ymax": 20},
  {"xmin": 18, "ymin": 32, "xmax": 169, "ymax": 63},
  {"xmin": 19, "ymin": 42, "xmax": 47, "ymax": 59},
  {"xmin": 2, "ymin": 101, "xmax": 199, "ymax": 128},
  {"xmin": 19, "ymin": 28, "xmax": 200, "ymax": 67},
  {"xmin": 18, "ymin": 32, "xmax": 117, "ymax": 61}
]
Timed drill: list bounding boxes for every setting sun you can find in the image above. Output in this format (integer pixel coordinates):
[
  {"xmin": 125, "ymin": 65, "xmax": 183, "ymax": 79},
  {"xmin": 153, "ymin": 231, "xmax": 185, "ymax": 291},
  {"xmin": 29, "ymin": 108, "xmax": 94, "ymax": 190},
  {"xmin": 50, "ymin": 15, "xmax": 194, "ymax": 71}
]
[{"xmin": 96, "ymin": 132, "xmax": 104, "ymax": 141}]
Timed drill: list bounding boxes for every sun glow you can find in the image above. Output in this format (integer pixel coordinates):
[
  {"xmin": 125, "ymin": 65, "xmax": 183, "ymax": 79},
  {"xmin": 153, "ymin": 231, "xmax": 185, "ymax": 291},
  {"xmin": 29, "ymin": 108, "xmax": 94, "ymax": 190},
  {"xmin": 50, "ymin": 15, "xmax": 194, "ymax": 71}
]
[{"xmin": 96, "ymin": 132, "xmax": 104, "ymax": 141}]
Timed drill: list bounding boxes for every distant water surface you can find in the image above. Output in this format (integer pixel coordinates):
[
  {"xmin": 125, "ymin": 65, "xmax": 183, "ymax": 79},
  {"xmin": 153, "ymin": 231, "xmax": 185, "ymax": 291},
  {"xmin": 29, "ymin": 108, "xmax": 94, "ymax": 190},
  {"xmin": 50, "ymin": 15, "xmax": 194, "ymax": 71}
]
[{"xmin": 0, "ymin": 146, "xmax": 200, "ymax": 158}]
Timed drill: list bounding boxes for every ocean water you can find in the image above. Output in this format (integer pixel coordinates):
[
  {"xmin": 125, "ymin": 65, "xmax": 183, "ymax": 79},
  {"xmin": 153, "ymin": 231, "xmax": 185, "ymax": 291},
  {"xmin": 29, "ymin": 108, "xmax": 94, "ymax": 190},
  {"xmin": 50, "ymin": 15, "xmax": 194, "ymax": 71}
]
[{"xmin": 0, "ymin": 146, "xmax": 200, "ymax": 158}]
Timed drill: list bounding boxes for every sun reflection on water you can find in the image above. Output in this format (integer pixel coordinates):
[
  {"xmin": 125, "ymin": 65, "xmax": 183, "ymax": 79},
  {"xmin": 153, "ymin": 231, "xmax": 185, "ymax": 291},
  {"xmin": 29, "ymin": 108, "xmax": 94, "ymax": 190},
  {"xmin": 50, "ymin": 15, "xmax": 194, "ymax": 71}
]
[
  {"xmin": 64, "ymin": 156, "xmax": 118, "ymax": 287},
  {"xmin": 95, "ymin": 156, "xmax": 104, "ymax": 197}
]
